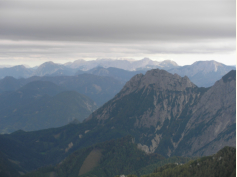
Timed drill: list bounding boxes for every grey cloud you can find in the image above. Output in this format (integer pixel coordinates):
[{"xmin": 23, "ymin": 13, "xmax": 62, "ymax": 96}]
[
  {"xmin": 0, "ymin": 39, "xmax": 235, "ymax": 58},
  {"xmin": 0, "ymin": 0, "xmax": 235, "ymax": 42}
]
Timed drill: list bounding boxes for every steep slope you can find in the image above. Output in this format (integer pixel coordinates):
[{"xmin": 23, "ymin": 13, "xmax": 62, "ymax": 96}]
[
  {"xmin": 85, "ymin": 69, "xmax": 235, "ymax": 156},
  {"xmin": 0, "ymin": 81, "xmax": 97, "ymax": 133},
  {"xmin": 176, "ymin": 70, "xmax": 236, "ymax": 156},
  {"xmin": 168, "ymin": 60, "xmax": 235, "ymax": 87}
]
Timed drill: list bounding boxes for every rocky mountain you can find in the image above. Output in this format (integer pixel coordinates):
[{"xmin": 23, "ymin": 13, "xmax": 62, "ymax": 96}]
[
  {"xmin": 168, "ymin": 60, "xmax": 235, "ymax": 87},
  {"xmin": 85, "ymin": 69, "xmax": 235, "ymax": 157},
  {"xmin": 0, "ymin": 81, "xmax": 97, "ymax": 133}
]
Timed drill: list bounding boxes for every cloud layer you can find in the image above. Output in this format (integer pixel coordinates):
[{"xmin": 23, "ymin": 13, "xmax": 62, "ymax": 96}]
[
  {"xmin": 1, "ymin": 0, "xmax": 235, "ymax": 42},
  {"xmin": 0, "ymin": 0, "xmax": 236, "ymax": 66}
]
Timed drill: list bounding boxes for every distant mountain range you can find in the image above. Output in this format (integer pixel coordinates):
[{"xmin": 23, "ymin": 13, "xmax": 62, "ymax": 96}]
[
  {"xmin": 168, "ymin": 60, "xmax": 236, "ymax": 87},
  {"xmin": 0, "ymin": 73, "xmax": 127, "ymax": 133},
  {"xmin": 65, "ymin": 58, "xmax": 179, "ymax": 71},
  {"xmin": 0, "ymin": 81, "xmax": 97, "ymax": 133},
  {"xmin": 0, "ymin": 59, "xmax": 235, "ymax": 88},
  {"xmin": 0, "ymin": 65, "xmax": 34, "ymax": 79},
  {"xmin": 0, "ymin": 58, "xmax": 178, "ymax": 79},
  {"xmin": 85, "ymin": 67, "xmax": 147, "ymax": 82},
  {"xmin": 0, "ymin": 74, "xmax": 125, "ymax": 107},
  {"xmin": 0, "ymin": 69, "xmax": 234, "ymax": 176}
]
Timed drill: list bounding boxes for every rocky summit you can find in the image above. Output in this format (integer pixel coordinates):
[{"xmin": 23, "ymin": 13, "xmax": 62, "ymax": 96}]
[{"xmin": 86, "ymin": 69, "xmax": 236, "ymax": 157}]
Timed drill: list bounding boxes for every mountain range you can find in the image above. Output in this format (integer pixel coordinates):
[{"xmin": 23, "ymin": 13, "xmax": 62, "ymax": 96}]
[
  {"xmin": 65, "ymin": 58, "xmax": 179, "ymax": 71},
  {"xmin": 0, "ymin": 69, "xmax": 234, "ymax": 177},
  {"xmin": 0, "ymin": 58, "xmax": 178, "ymax": 79},
  {"xmin": 0, "ymin": 80, "xmax": 97, "ymax": 133},
  {"xmin": 0, "ymin": 74, "xmax": 125, "ymax": 106},
  {"xmin": 0, "ymin": 59, "xmax": 234, "ymax": 88},
  {"xmin": 0, "ymin": 73, "xmax": 126, "ymax": 133},
  {"xmin": 168, "ymin": 60, "xmax": 236, "ymax": 87}
]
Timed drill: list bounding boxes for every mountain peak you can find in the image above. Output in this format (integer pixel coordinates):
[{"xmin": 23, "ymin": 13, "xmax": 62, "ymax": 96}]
[{"xmin": 118, "ymin": 69, "xmax": 196, "ymax": 97}]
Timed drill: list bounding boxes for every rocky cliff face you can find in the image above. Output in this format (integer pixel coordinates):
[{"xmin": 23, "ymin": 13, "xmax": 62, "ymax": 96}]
[
  {"xmin": 181, "ymin": 70, "xmax": 236, "ymax": 156},
  {"xmin": 86, "ymin": 69, "xmax": 236, "ymax": 157}
]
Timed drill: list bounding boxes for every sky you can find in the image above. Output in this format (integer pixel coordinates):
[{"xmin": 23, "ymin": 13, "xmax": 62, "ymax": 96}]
[{"xmin": 0, "ymin": 0, "xmax": 236, "ymax": 67}]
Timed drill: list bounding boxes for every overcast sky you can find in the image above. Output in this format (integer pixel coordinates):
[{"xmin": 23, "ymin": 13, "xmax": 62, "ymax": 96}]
[{"xmin": 0, "ymin": 0, "xmax": 236, "ymax": 67}]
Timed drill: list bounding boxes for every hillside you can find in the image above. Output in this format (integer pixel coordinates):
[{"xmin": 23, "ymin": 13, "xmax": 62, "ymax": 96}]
[
  {"xmin": 85, "ymin": 69, "xmax": 235, "ymax": 157},
  {"xmin": 139, "ymin": 146, "xmax": 236, "ymax": 177},
  {"xmin": 22, "ymin": 136, "xmax": 191, "ymax": 177}
]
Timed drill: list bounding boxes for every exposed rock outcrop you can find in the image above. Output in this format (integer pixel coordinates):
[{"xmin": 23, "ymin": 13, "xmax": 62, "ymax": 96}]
[{"xmin": 86, "ymin": 69, "xmax": 236, "ymax": 157}]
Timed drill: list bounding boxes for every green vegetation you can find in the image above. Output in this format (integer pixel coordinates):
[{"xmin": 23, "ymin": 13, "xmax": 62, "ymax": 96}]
[
  {"xmin": 21, "ymin": 136, "xmax": 161, "ymax": 177},
  {"xmin": 21, "ymin": 136, "xmax": 196, "ymax": 177},
  {"xmin": 136, "ymin": 146, "xmax": 236, "ymax": 177},
  {"xmin": 0, "ymin": 151, "xmax": 26, "ymax": 177}
]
